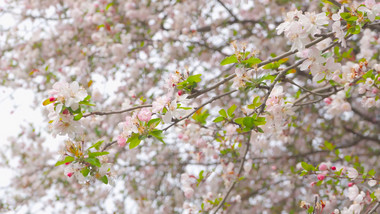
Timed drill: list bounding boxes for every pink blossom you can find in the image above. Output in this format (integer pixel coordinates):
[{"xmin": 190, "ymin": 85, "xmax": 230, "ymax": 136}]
[
  {"xmin": 137, "ymin": 108, "xmax": 152, "ymax": 122},
  {"xmin": 319, "ymin": 164, "xmax": 328, "ymax": 171},
  {"xmin": 317, "ymin": 174, "xmax": 325, "ymax": 181},
  {"xmin": 117, "ymin": 135, "xmax": 126, "ymax": 147},
  {"xmin": 152, "ymin": 96, "xmax": 170, "ymax": 113},
  {"xmin": 67, "ymin": 172, "xmax": 74, "ymax": 177},
  {"xmin": 324, "ymin": 98, "xmax": 332, "ymax": 105},
  {"xmin": 183, "ymin": 187, "xmax": 194, "ymax": 198}
]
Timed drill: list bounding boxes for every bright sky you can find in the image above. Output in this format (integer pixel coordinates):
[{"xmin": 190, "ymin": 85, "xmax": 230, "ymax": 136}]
[{"xmin": 0, "ymin": 88, "xmax": 42, "ymax": 187}]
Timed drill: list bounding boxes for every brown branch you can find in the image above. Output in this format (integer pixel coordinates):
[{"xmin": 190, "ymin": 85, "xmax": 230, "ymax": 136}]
[
  {"xmin": 163, "ymin": 90, "xmax": 237, "ymax": 131},
  {"xmin": 101, "ymin": 141, "xmax": 117, "ymax": 152},
  {"xmin": 83, "ymin": 104, "xmax": 152, "ymax": 118},
  {"xmin": 216, "ymin": 0, "xmax": 239, "ymax": 21},
  {"xmin": 213, "ymin": 134, "xmax": 251, "ymax": 214}
]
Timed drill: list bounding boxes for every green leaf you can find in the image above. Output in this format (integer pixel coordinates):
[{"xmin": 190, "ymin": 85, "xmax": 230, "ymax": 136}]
[
  {"xmin": 187, "ymin": 74, "xmax": 202, "ymax": 83},
  {"xmin": 368, "ymin": 169, "xmax": 376, "ymax": 177},
  {"xmin": 243, "ymin": 117, "xmax": 255, "ymax": 129},
  {"xmin": 345, "ymin": 155, "xmax": 351, "ymax": 162},
  {"xmin": 85, "ymin": 157, "xmax": 101, "ymax": 167},
  {"xmin": 213, "ymin": 116, "xmax": 224, "ymax": 123},
  {"xmin": 55, "ymin": 156, "xmax": 75, "ymax": 166},
  {"xmin": 149, "ymin": 129, "xmax": 165, "ymax": 144},
  {"xmin": 253, "ymin": 117, "xmax": 266, "ymax": 126},
  {"xmin": 220, "ymin": 54, "xmax": 238, "ymax": 65},
  {"xmin": 128, "ymin": 133, "xmax": 142, "ymax": 149},
  {"xmin": 362, "ymin": 69, "xmax": 373, "ymax": 79},
  {"xmin": 78, "ymin": 100, "xmax": 96, "ymax": 106},
  {"xmin": 88, "ymin": 140, "xmax": 104, "ymax": 151},
  {"xmin": 73, "ymin": 113, "xmax": 83, "ymax": 121},
  {"xmin": 83, "ymin": 95, "xmax": 91, "ymax": 101},
  {"xmin": 147, "ymin": 118, "xmax": 161, "ymax": 128},
  {"xmin": 227, "ymin": 104, "xmax": 237, "ymax": 117},
  {"xmin": 80, "ymin": 167, "xmax": 90, "ymax": 177},
  {"xmin": 68, "ymin": 106, "xmax": 81, "ymax": 114},
  {"xmin": 323, "ymin": 141, "xmax": 335, "ymax": 151},
  {"xmin": 241, "ymin": 57, "xmax": 261, "ymax": 67},
  {"xmin": 89, "ymin": 151, "xmax": 109, "ymax": 158},
  {"xmin": 105, "ymin": 2, "xmax": 114, "ymax": 11},
  {"xmin": 340, "ymin": 12, "xmax": 352, "ymax": 20},
  {"xmin": 349, "ymin": 25, "xmax": 361, "ymax": 34},
  {"xmin": 301, "ymin": 162, "xmax": 314, "ymax": 171},
  {"xmin": 346, "ymin": 16, "xmax": 358, "ymax": 21},
  {"xmin": 100, "ymin": 175, "xmax": 108, "ymax": 184},
  {"xmin": 234, "ymin": 117, "xmax": 244, "ymax": 125},
  {"xmin": 219, "ymin": 109, "xmax": 227, "ymax": 118},
  {"xmin": 192, "ymin": 109, "xmax": 209, "ymax": 125}
]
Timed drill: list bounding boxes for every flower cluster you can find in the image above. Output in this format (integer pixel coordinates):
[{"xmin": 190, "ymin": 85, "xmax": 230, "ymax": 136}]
[
  {"xmin": 58, "ymin": 140, "xmax": 113, "ymax": 184},
  {"xmin": 297, "ymin": 48, "xmax": 341, "ymax": 83},
  {"xmin": 324, "ymin": 91, "xmax": 351, "ymax": 116},
  {"xmin": 43, "ymin": 81, "xmax": 91, "ymax": 137},
  {"xmin": 277, "ymin": 10, "xmax": 329, "ymax": 51}
]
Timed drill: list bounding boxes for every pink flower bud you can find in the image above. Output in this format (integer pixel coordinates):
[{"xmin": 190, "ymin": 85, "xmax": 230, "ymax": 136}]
[
  {"xmin": 348, "ymin": 182, "xmax": 354, "ymax": 187},
  {"xmin": 67, "ymin": 172, "xmax": 74, "ymax": 177},
  {"xmin": 178, "ymin": 90, "xmax": 184, "ymax": 96},
  {"xmin": 65, "ymin": 162, "xmax": 71, "ymax": 165},
  {"xmin": 49, "ymin": 97, "xmax": 56, "ymax": 102},
  {"xmin": 330, "ymin": 166, "xmax": 336, "ymax": 171},
  {"xmin": 62, "ymin": 109, "xmax": 69, "ymax": 115},
  {"xmin": 317, "ymin": 174, "xmax": 325, "ymax": 181},
  {"xmin": 319, "ymin": 164, "xmax": 328, "ymax": 171},
  {"xmin": 324, "ymin": 98, "xmax": 332, "ymax": 105}
]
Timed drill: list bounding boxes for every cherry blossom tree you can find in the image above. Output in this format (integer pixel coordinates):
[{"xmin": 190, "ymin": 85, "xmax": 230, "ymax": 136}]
[{"xmin": 0, "ymin": 0, "xmax": 380, "ymax": 213}]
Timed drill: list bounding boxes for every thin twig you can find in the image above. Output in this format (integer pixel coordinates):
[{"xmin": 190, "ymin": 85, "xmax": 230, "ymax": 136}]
[
  {"xmin": 83, "ymin": 104, "xmax": 152, "ymax": 117},
  {"xmin": 101, "ymin": 141, "xmax": 117, "ymax": 152},
  {"xmin": 163, "ymin": 90, "xmax": 237, "ymax": 131},
  {"xmin": 369, "ymin": 201, "xmax": 380, "ymax": 214},
  {"xmin": 213, "ymin": 134, "xmax": 251, "ymax": 214},
  {"xmin": 216, "ymin": 0, "xmax": 239, "ymax": 21}
]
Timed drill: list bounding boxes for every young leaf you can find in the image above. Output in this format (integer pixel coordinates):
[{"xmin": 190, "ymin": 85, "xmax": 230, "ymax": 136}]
[
  {"xmin": 100, "ymin": 175, "xmax": 108, "ymax": 184},
  {"xmin": 80, "ymin": 167, "xmax": 90, "ymax": 177},
  {"xmin": 73, "ymin": 113, "xmax": 83, "ymax": 121},
  {"xmin": 55, "ymin": 156, "xmax": 75, "ymax": 166},
  {"xmin": 149, "ymin": 129, "xmax": 165, "ymax": 144},
  {"xmin": 219, "ymin": 109, "xmax": 227, "ymax": 118},
  {"xmin": 88, "ymin": 140, "xmax": 104, "ymax": 151},
  {"xmin": 227, "ymin": 104, "xmax": 237, "ymax": 117},
  {"xmin": 89, "ymin": 151, "xmax": 109, "ymax": 158},
  {"xmin": 213, "ymin": 116, "xmax": 224, "ymax": 123},
  {"xmin": 85, "ymin": 157, "xmax": 101, "ymax": 167},
  {"xmin": 147, "ymin": 118, "xmax": 161, "ymax": 128},
  {"xmin": 241, "ymin": 57, "xmax": 261, "ymax": 67},
  {"xmin": 220, "ymin": 54, "xmax": 238, "ymax": 65},
  {"xmin": 187, "ymin": 74, "xmax": 202, "ymax": 83},
  {"xmin": 128, "ymin": 133, "xmax": 142, "ymax": 149}
]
